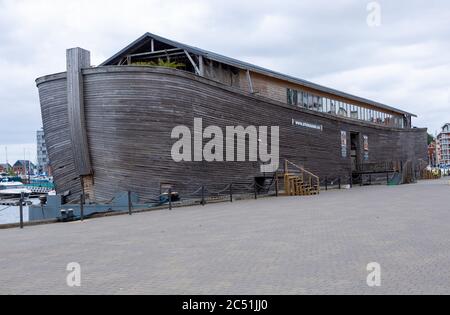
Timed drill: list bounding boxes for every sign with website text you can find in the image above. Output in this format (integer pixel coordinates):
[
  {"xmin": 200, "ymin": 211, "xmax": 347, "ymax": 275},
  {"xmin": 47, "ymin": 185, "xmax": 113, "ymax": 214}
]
[{"xmin": 292, "ymin": 119, "xmax": 323, "ymax": 131}]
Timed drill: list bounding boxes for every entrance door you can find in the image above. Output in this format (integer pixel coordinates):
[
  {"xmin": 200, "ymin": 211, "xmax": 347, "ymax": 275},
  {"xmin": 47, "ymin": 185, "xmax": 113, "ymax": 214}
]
[{"xmin": 350, "ymin": 132, "xmax": 361, "ymax": 172}]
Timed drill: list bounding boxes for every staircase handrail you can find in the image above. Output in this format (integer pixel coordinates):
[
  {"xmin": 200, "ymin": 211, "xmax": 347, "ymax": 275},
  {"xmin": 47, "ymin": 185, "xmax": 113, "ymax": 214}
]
[{"xmin": 285, "ymin": 159, "xmax": 320, "ymax": 182}]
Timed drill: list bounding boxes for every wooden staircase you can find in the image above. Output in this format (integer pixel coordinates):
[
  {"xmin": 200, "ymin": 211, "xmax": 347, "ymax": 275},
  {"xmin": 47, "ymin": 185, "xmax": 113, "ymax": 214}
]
[
  {"xmin": 421, "ymin": 169, "xmax": 441, "ymax": 180},
  {"xmin": 283, "ymin": 160, "xmax": 320, "ymax": 196}
]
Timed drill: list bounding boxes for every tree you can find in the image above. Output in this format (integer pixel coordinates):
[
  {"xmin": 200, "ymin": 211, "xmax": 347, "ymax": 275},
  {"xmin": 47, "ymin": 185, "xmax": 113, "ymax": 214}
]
[
  {"xmin": 7, "ymin": 167, "xmax": 15, "ymax": 177},
  {"xmin": 427, "ymin": 133, "xmax": 435, "ymax": 145},
  {"xmin": 132, "ymin": 58, "xmax": 185, "ymax": 69}
]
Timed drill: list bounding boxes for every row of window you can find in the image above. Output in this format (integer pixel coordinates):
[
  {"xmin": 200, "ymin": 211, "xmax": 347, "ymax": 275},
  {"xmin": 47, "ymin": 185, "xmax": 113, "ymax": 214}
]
[{"xmin": 287, "ymin": 88, "xmax": 405, "ymax": 128}]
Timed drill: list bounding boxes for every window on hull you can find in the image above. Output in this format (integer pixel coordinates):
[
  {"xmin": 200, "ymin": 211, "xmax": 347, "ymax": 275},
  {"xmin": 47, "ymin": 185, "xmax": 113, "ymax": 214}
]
[
  {"xmin": 287, "ymin": 88, "xmax": 298, "ymax": 106},
  {"xmin": 286, "ymin": 88, "xmax": 408, "ymax": 128}
]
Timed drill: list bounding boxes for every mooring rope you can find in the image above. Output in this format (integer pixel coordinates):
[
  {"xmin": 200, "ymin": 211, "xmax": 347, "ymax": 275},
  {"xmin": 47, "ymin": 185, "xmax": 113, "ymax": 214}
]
[
  {"xmin": 0, "ymin": 205, "xmax": 13, "ymax": 212},
  {"xmin": 183, "ymin": 186, "xmax": 204, "ymax": 198},
  {"xmin": 92, "ymin": 196, "xmax": 116, "ymax": 205},
  {"xmin": 206, "ymin": 184, "xmax": 231, "ymax": 195}
]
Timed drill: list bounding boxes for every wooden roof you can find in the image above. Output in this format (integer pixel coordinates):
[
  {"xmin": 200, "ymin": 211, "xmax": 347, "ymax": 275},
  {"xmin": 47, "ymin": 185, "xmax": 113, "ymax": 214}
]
[{"xmin": 101, "ymin": 32, "xmax": 416, "ymax": 117}]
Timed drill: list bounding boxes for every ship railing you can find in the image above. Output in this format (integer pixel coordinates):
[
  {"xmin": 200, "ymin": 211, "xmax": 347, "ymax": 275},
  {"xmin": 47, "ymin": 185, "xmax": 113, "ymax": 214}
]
[
  {"xmin": 283, "ymin": 159, "xmax": 320, "ymax": 196},
  {"xmin": 46, "ymin": 158, "xmax": 422, "ymax": 221}
]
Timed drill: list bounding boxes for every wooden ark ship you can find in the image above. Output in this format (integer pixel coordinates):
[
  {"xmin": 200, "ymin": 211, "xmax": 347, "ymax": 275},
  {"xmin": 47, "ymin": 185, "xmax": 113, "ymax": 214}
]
[{"xmin": 36, "ymin": 33, "xmax": 428, "ymax": 202}]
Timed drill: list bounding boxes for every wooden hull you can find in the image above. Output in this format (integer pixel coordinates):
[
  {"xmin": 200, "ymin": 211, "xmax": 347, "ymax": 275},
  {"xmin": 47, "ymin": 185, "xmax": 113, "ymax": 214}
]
[{"xmin": 36, "ymin": 66, "xmax": 428, "ymax": 201}]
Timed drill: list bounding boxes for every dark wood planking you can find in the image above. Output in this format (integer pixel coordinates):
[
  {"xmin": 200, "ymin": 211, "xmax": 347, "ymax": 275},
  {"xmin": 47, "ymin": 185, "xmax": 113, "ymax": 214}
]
[
  {"xmin": 36, "ymin": 66, "xmax": 428, "ymax": 202},
  {"xmin": 66, "ymin": 48, "xmax": 92, "ymax": 176},
  {"xmin": 37, "ymin": 76, "xmax": 82, "ymax": 199}
]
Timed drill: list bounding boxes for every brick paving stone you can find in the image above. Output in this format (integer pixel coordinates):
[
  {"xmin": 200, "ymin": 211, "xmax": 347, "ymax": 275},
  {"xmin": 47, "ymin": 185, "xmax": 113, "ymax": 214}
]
[{"xmin": 0, "ymin": 179, "xmax": 449, "ymax": 295}]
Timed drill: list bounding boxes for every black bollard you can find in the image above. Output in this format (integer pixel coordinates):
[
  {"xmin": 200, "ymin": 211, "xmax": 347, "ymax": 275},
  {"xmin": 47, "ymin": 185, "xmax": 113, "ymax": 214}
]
[
  {"xmin": 19, "ymin": 192, "xmax": 24, "ymax": 229},
  {"xmin": 229, "ymin": 183, "xmax": 233, "ymax": 203},
  {"xmin": 80, "ymin": 193, "xmax": 84, "ymax": 221},
  {"xmin": 128, "ymin": 191, "xmax": 132, "ymax": 215},
  {"xmin": 168, "ymin": 188, "xmax": 172, "ymax": 210},
  {"xmin": 201, "ymin": 186, "xmax": 205, "ymax": 206},
  {"xmin": 275, "ymin": 178, "xmax": 279, "ymax": 197}
]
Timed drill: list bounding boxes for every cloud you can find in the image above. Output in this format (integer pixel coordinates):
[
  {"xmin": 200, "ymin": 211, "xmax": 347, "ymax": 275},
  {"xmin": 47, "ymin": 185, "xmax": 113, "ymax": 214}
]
[
  {"xmin": 0, "ymin": 0, "xmax": 449, "ymax": 163},
  {"xmin": 313, "ymin": 62, "xmax": 450, "ymax": 129}
]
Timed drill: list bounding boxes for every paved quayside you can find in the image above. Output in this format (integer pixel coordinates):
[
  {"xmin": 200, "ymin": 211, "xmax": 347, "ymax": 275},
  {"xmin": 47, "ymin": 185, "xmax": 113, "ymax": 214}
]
[{"xmin": 0, "ymin": 179, "xmax": 449, "ymax": 294}]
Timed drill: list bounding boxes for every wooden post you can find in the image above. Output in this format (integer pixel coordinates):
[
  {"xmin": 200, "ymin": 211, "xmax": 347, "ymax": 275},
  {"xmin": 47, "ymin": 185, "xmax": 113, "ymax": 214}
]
[
  {"xmin": 246, "ymin": 70, "xmax": 254, "ymax": 94},
  {"xmin": 349, "ymin": 174, "xmax": 353, "ymax": 188},
  {"xmin": 254, "ymin": 180, "xmax": 258, "ymax": 200},
  {"xmin": 184, "ymin": 51, "xmax": 201, "ymax": 75},
  {"xmin": 325, "ymin": 176, "xmax": 328, "ymax": 191},
  {"xmin": 66, "ymin": 48, "xmax": 92, "ymax": 176},
  {"xmin": 128, "ymin": 191, "xmax": 132, "ymax": 215},
  {"xmin": 19, "ymin": 192, "xmax": 24, "ymax": 229},
  {"xmin": 338, "ymin": 177, "xmax": 341, "ymax": 189},
  {"xmin": 199, "ymin": 55, "xmax": 205, "ymax": 77},
  {"xmin": 386, "ymin": 172, "xmax": 389, "ymax": 185},
  {"xmin": 80, "ymin": 193, "xmax": 84, "ymax": 221}
]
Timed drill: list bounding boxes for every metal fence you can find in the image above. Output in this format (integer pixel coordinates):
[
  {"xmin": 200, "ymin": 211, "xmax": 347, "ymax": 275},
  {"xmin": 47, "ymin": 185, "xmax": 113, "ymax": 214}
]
[{"xmin": 6, "ymin": 165, "xmax": 449, "ymax": 229}]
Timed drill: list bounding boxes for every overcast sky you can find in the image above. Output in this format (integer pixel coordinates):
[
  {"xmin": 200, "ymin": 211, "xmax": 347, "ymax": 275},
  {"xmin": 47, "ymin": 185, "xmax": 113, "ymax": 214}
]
[{"xmin": 0, "ymin": 0, "xmax": 449, "ymax": 163}]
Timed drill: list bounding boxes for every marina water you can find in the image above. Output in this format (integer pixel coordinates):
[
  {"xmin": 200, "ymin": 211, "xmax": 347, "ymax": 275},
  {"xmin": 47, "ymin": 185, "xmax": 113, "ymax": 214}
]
[{"xmin": 0, "ymin": 200, "xmax": 40, "ymax": 225}]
